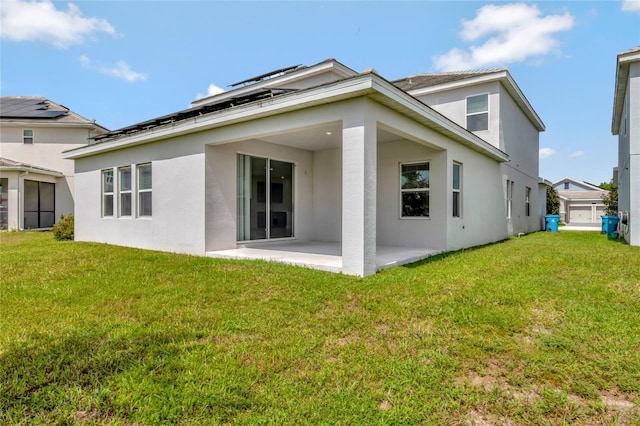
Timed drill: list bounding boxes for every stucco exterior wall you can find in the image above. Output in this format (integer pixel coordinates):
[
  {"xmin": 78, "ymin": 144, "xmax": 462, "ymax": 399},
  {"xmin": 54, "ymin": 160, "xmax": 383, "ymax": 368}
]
[
  {"xmin": 0, "ymin": 124, "xmax": 96, "ymax": 227},
  {"xmin": 618, "ymin": 61, "xmax": 640, "ymax": 245},
  {"xmin": 415, "ymin": 81, "xmax": 542, "ymax": 236},
  {"xmin": 74, "ymin": 135, "xmax": 207, "ymax": 255},
  {"xmin": 498, "ymin": 85, "xmax": 543, "ymax": 235},
  {"xmin": 312, "ymin": 148, "xmax": 342, "ymax": 243},
  {"xmin": 414, "ymin": 82, "xmax": 501, "ymax": 149},
  {"xmin": 205, "ymin": 139, "xmax": 314, "ymax": 251},
  {"xmin": 445, "ymin": 144, "xmax": 508, "ymax": 250}
]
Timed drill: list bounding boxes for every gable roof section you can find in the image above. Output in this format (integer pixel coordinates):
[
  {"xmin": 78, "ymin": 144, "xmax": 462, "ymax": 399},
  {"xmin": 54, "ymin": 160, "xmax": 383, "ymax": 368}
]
[
  {"xmin": 0, "ymin": 157, "xmax": 64, "ymax": 176},
  {"xmin": 0, "ymin": 96, "xmax": 109, "ymax": 132},
  {"xmin": 612, "ymin": 46, "xmax": 640, "ymax": 135},
  {"xmin": 552, "ymin": 177, "xmax": 605, "ymax": 192},
  {"xmin": 64, "ymin": 70, "xmax": 508, "ymax": 163},
  {"xmin": 392, "ymin": 69, "xmax": 545, "ymax": 132},
  {"xmin": 191, "ymin": 58, "xmax": 359, "ymax": 108},
  {"xmin": 551, "ymin": 176, "xmax": 607, "ymax": 192}
]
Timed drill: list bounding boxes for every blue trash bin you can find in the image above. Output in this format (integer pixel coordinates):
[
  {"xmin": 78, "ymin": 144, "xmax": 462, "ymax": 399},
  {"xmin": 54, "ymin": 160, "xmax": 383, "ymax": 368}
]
[
  {"xmin": 601, "ymin": 215, "xmax": 619, "ymax": 237},
  {"xmin": 545, "ymin": 214, "xmax": 560, "ymax": 232}
]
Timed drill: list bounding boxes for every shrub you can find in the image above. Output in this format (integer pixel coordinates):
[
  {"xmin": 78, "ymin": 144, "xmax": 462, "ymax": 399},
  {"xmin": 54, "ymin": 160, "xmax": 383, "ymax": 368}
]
[{"xmin": 52, "ymin": 214, "xmax": 74, "ymax": 241}]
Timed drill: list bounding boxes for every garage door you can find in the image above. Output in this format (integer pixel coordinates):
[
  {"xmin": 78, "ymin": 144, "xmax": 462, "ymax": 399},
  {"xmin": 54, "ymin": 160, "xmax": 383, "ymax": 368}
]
[{"xmin": 569, "ymin": 206, "xmax": 593, "ymax": 223}]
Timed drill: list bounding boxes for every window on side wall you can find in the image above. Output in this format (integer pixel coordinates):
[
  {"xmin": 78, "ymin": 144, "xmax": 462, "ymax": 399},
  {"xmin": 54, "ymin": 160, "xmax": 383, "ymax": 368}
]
[
  {"xmin": 400, "ymin": 162, "xmax": 429, "ymax": 218},
  {"xmin": 102, "ymin": 169, "xmax": 114, "ymax": 217},
  {"xmin": 119, "ymin": 166, "xmax": 132, "ymax": 217},
  {"xmin": 453, "ymin": 162, "xmax": 462, "ymax": 218},
  {"xmin": 23, "ymin": 130, "xmax": 34, "ymax": 144},
  {"xmin": 506, "ymin": 179, "xmax": 514, "ymax": 218},
  {"xmin": 466, "ymin": 94, "xmax": 488, "ymax": 132},
  {"xmin": 525, "ymin": 187, "xmax": 531, "ymax": 217},
  {"xmin": 137, "ymin": 163, "xmax": 152, "ymax": 217}
]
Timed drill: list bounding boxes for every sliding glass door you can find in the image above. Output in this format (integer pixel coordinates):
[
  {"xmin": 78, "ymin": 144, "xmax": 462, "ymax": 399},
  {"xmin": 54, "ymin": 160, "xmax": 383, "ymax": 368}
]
[{"xmin": 237, "ymin": 154, "xmax": 294, "ymax": 241}]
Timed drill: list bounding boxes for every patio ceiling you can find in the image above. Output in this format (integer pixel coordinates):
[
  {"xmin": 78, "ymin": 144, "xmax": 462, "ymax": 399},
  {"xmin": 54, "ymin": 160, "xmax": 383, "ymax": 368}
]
[{"xmin": 256, "ymin": 122, "xmax": 409, "ymax": 152}]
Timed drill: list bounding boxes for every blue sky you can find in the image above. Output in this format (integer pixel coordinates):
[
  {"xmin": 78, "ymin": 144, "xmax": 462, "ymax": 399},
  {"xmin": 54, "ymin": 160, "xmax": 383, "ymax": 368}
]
[{"xmin": 1, "ymin": 1, "xmax": 639, "ymax": 185}]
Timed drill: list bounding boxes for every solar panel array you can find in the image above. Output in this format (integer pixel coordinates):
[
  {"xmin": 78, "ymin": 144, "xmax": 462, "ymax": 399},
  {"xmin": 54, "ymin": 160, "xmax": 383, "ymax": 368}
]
[{"xmin": 0, "ymin": 98, "xmax": 68, "ymax": 119}]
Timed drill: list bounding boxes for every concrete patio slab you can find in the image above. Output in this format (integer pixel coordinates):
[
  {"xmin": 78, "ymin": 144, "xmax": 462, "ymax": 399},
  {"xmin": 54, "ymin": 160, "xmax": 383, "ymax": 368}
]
[{"xmin": 207, "ymin": 241, "xmax": 442, "ymax": 274}]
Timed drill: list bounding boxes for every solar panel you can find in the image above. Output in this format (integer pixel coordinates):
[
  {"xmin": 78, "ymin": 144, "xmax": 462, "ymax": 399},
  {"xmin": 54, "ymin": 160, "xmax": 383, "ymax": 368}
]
[
  {"xmin": 0, "ymin": 97, "xmax": 68, "ymax": 119},
  {"xmin": 229, "ymin": 65, "xmax": 302, "ymax": 87}
]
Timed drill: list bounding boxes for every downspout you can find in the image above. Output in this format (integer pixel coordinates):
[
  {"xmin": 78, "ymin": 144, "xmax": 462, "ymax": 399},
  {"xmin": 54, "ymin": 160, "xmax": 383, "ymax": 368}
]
[{"xmin": 18, "ymin": 171, "xmax": 28, "ymax": 231}]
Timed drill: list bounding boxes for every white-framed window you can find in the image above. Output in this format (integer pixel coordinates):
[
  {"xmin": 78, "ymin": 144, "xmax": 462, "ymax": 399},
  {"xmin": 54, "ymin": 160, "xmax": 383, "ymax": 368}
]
[
  {"xmin": 23, "ymin": 129, "xmax": 34, "ymax": 144},
  {"xmin": 102, "ymin": 169, "xmax": 114, "ymax": 217},
  {"xmin": 506, "ymin": 179, "xmax": 514, "ymax": 218},
  {"xmin": 466, "ymin": 94, "xmax": 488, "ymax": 132},
  {"xmin": 118, "ymin": 166, "xmax": 132, "ymax": 217},
  {"xmin": 137, "ymin": 163, "xmax": 152, "ymax": 217},
  {"xmin": 525, "ymin": 187, "xmax": 531, "ymax": 217},
  {"xmin": 453, "ymin": 162, "xmax": 462, "ymax": 218},
  {"xmin": 400, "ymin": 162, "xmax": 429, "ymax": 218}
]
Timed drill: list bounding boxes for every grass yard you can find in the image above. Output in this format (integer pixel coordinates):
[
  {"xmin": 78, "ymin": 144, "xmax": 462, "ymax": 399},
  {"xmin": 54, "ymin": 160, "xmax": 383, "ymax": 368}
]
[{"xmin": 1, "ymin": 231, "xmax": 639, "ymax": 425}]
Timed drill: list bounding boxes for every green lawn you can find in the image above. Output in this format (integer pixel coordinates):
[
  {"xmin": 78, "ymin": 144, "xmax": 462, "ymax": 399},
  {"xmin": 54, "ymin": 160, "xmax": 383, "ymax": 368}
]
[{"xmin": 1, "ymin": 231, "xmax": 639, "ymax": 425}]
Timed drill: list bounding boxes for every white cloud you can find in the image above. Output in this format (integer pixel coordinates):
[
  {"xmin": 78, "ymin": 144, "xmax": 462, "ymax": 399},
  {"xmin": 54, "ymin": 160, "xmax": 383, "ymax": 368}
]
[
  {"xmin": 622, "ymin": 0, "xmax": 640, "ymax": 13},
  {"xmin": 539, "ymin": 147, "xmax": 556, "ymax": 159},
  {"xmin": 80, "ymin": 55, "xmax": 147, "ymax": 83},
  {"xmin": 1, "ymin": 0, "xmax": 115, "ymax": 48},
  {"xmin": 433, "ymin": 3, "xmax": 574, "ymax": 71},
  {"xmin": 195, "ymin": 83, "xmax": 225, "ymax": 100},
  {"xmin": 570, "ymin": 150, "xmax": 586, "ymax": 158}
]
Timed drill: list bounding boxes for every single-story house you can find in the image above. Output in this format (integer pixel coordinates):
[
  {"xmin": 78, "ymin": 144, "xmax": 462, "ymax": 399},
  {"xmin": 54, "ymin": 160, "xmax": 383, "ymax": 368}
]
[{"xmin": 64, "ymin": 59, "xmax": 546, "ymax": 276}]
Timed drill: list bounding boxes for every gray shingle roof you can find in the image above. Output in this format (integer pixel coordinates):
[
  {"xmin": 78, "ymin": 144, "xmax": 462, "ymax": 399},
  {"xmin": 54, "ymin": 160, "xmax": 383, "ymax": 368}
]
[
  {"xmin": 0, "ymin": 97, "xmax": 107, "ymax": 130},
  {"xmin": 392, "ymin": 69, "xmax": 507, "ymax": 91}
]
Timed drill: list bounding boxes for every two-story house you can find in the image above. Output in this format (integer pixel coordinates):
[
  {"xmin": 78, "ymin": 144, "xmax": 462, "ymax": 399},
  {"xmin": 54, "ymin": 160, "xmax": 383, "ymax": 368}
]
[
  {"xmin": 64, "ymin": 59, "xmax": 545, "ymax": 276},
  {"xmin": 0, "ymin": 97, "xmax": 108, "ymax": 230},
  {"xmin": 551, "ymin": 177, "xmax": 607, "ymax": 224},
  {"xmin": 392, "ymin": 69, "xmax": 546, "ymax": 236},
  {"xmin": 612, "ymin": 47, "xmax": 640, "ymax": 246}
]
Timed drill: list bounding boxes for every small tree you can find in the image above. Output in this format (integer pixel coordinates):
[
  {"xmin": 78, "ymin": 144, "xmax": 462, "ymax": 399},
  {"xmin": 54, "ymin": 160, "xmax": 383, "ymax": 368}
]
[
  {"xmin": 546, "ymin": 185, "xmax": 560, "ymax": 214},
  {"xmin": 602, "ymin": 186, "xmax": 618, "ymax": 216}
]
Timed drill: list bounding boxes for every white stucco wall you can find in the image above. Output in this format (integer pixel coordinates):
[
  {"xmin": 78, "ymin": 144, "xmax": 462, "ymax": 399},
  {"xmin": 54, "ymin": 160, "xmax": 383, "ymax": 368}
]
[
  {"xmin": 618, "ymin": 61, "xmax": 640, "ymax": 245},
  {"xmin": 1, "ymin": 124, "xmax": 96, "ymax": 224},
  {"xmin": 414, "ymin": 80, "xmax": 543, "ymax": 236},
  {"xmin": 498, "ymin": 85, "xmax": 543, "ymax": 235},
  {"xmin": 414, "ymin": 82, "xmax": 501, "ymax": 149},
  {"xmin": 205, "ymin": 139, "xmax": 315, "ymax": 251},
  {"xmin": 312, "ymin": 148, "xmax": 342, "ymax": 243},
  {"xmin": 74, "ymin": 135, "xmax": 207, "ymax": 255}
]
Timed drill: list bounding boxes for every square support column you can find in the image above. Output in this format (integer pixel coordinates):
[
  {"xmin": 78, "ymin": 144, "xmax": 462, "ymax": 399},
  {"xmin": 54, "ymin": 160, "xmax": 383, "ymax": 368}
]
[{"xmin": 342, "ymin": 102, "xmax": 377, "ymax": 276}]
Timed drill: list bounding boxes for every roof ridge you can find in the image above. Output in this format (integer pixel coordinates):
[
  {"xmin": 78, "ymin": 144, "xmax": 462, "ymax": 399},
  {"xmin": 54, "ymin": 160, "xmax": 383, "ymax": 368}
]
[{"xmin": 393, "ymin": 68, "xmax": 507, "ymax": 81}]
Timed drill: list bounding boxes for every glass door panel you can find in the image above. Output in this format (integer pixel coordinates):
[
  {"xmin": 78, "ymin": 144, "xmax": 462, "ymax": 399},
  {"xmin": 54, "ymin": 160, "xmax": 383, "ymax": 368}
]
[
  {"xmin": 269, "ymin": 160, "xmax": 293, "ymax": 238},
  {"xmin": 237, "ymin": 154, "xmax": 294, "ymax": 241}
]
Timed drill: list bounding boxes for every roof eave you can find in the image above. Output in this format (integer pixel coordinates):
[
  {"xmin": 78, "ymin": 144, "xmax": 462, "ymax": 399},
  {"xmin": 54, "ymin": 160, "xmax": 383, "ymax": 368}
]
[
  {"xmin": 64, "ymin": 73, "xmax": 508, "ymax": 163},
  {"xmin": 0, "ymin": 165, "xmax": 64, "ymax": 177},
  {"xmin": 0, "ymin": 118, "xmax": 109, "ymax": 133},
  {"xmin": 405, "ymin": 70, "xmax": 545, "ymax": 132},
  {"xmin": 612, "ymin": 48, "xmax": 640, "ymax": 135}
]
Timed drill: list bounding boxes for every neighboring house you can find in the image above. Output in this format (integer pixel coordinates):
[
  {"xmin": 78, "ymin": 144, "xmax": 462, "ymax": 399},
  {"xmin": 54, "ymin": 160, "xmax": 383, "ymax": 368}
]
[
  {"xmin": 551, "ymin": 177, "xmax": 607, "ymax": 224},
  {"xmin": 64, "ymin": 59, "xmax": 545, "ymax": 276},
  {"xmin": 0, "ymin": 97, "xmax": 108, "ymax": 230},
  {"xmin": 612, "ymin": 47, "xmax": 640, "ymax": 246}
]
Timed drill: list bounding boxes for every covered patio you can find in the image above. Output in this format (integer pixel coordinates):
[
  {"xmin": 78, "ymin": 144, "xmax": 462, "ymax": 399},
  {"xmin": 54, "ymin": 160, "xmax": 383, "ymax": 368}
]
[{"xmin": 207, "ymin": 241, "xmax": 442, "ymax": 274}]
